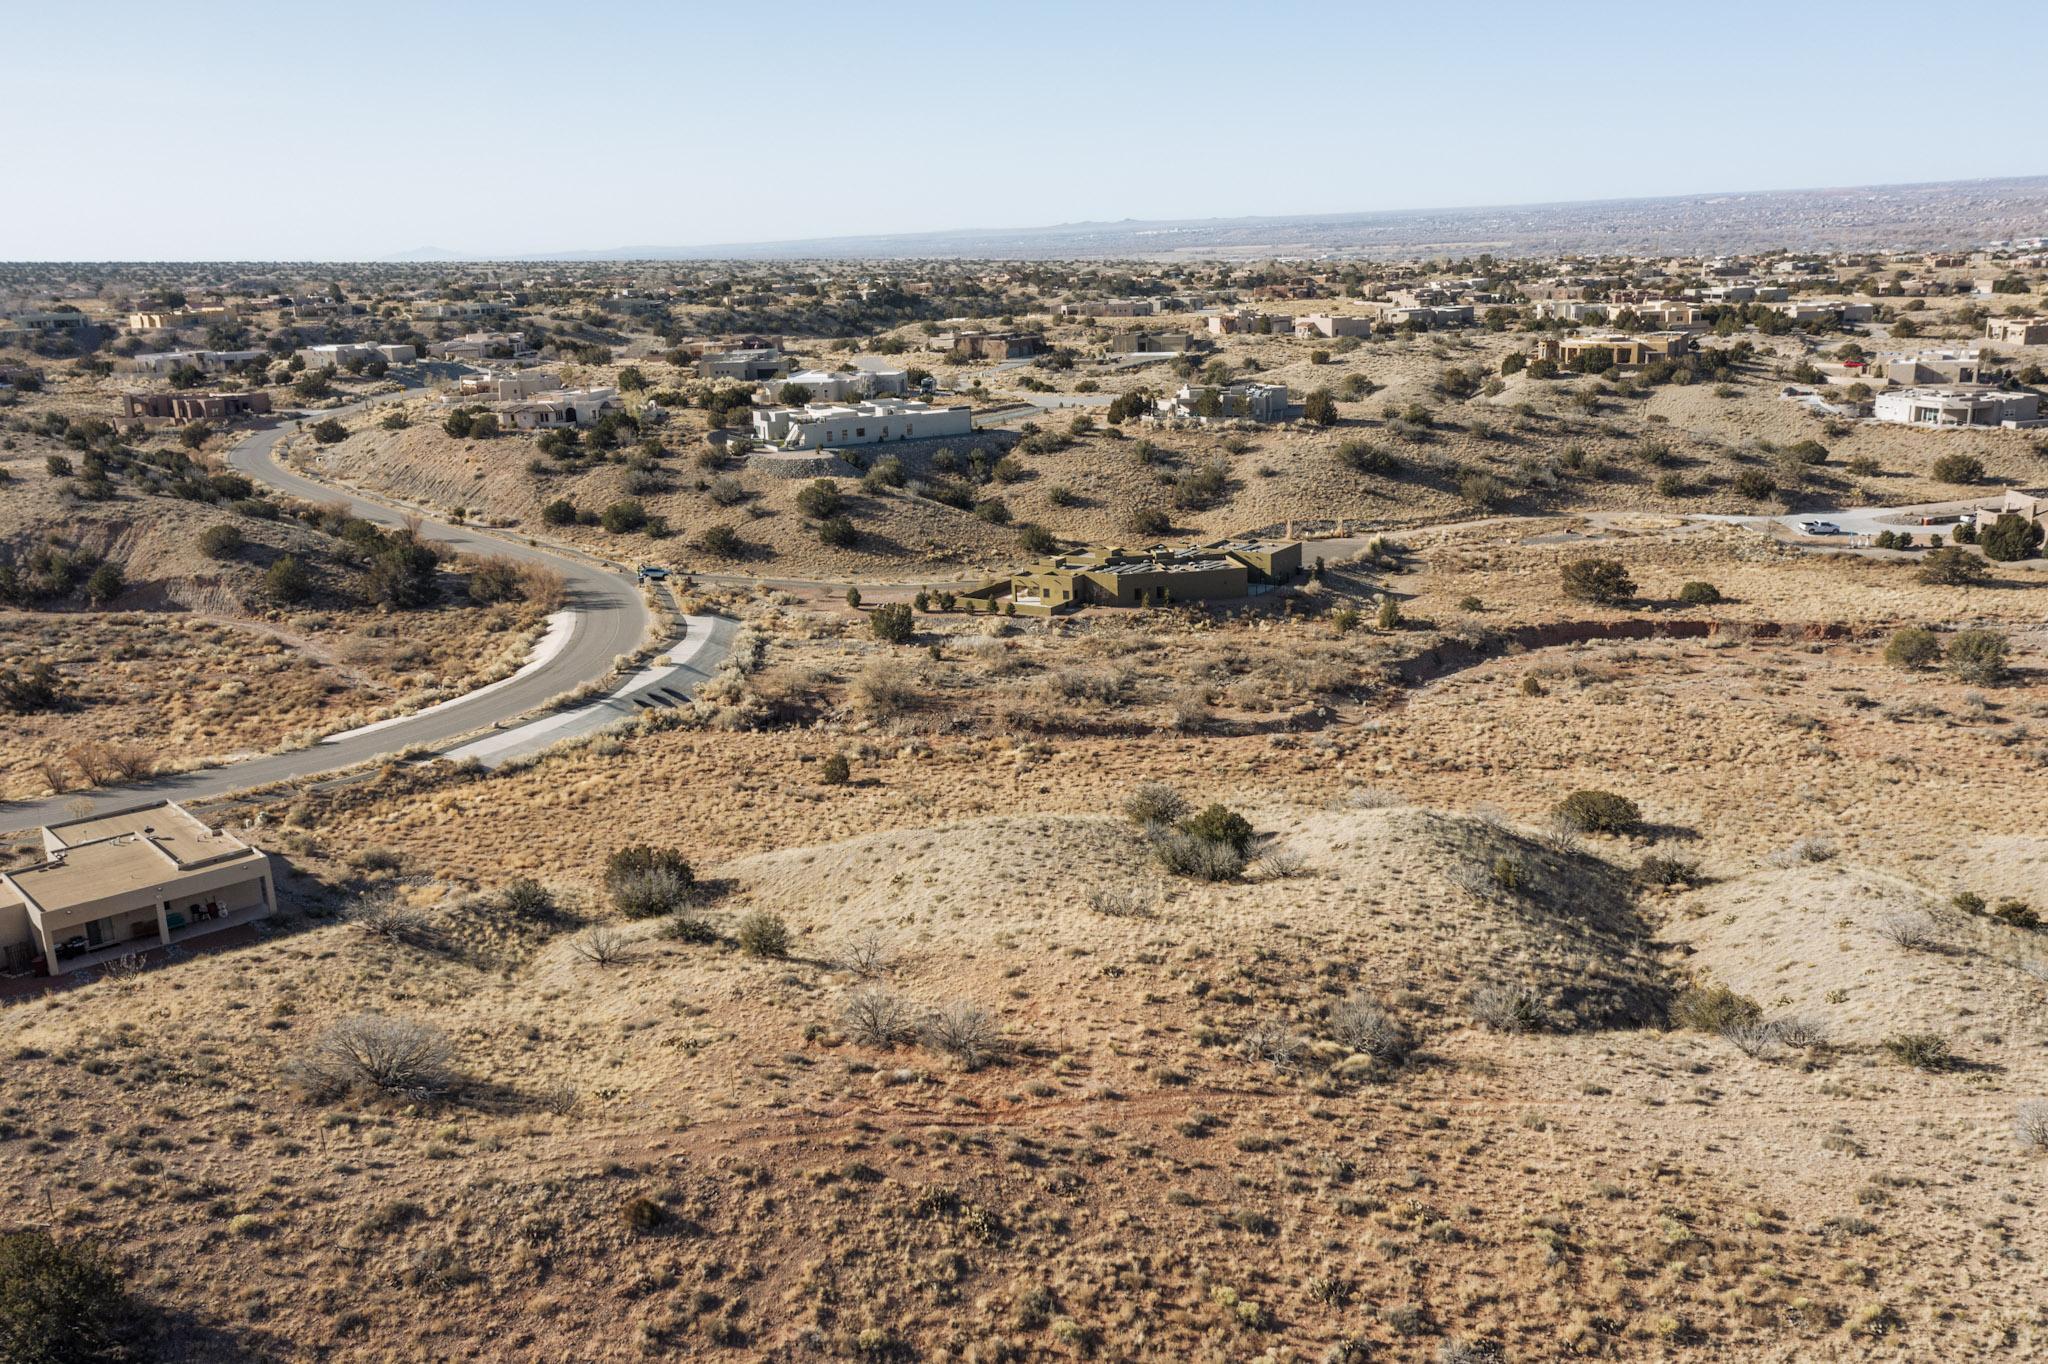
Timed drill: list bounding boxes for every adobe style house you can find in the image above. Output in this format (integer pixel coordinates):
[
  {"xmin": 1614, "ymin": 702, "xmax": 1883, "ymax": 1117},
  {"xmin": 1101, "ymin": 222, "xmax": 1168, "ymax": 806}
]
[
  {"xmin": 1059, "ymin": 299, "xmax": 1157, "ymax": 317},
  {"xmin": 428, "ymin": 332, "xmax": 534, "ymax": 363},
  {"xmin": 1872, "ymin": 386, "xmax": 2042, "ymax": 429},
  {"xmin": 298, "ymin": 342, "xmax": 416, "ymax": 369},
  {"xmin": 763, "ymin": 369, "xmax": 908, "ymax": 402},
  {"xmin": 1293, "ymin": 314, "xmax": 1372, "ymax": 339},
  {"xmin": 1157, "ymin": 381, "xmax": 1296, "ymax": 423},
  {"xmin": 697, "ymin": 348, "xmax": 787, "ymax": 382},
  {"xmin": 935, "ymin": 330, "xmax": 1044, "ymax": 361},
  {"xmin": 1530, "ymin": 333, "xmax": 1692, "ymax": 369},
  {"xmin": 1986, "ymin": 318, "xmax": 2048, "ymax": 346},
  {"xmin": 0, "ymin": 801, "xmax": 276, "ymax": 977},
  {"xmin": 500, "ymin": 386, "xmax": 624, "ymax": 430},
  {"xmin": 124, "ymin": 348, "xmax": 266, "ymax": 377},
  {"xmin": 458, "ymin": 369, "xmax": 560, "ymax": 401},
  {"xmin": 752, "ymin": 397, "xmax": 972, "ymax": 451},
  {"xmin": 1103, "ymin": 328, "xmax": 1199, "ymax": 355},
  {"xmin": 121, "ymin": 390, "xmax": 273, "ymax": 422},
  {"xmin": 960, "ymin": 539, "xmax": 1303, "ymax": 616}
]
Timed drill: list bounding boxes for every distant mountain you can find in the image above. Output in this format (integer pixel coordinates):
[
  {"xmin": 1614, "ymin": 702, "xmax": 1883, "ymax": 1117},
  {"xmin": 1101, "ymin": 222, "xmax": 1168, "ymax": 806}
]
[
  {"xmin": 393, "ymin": 174, "xmax": 2048, "ymax": 263},
  {"xmin": 382, "ymin": 246, "xmax": 470, "ymax": 262}
]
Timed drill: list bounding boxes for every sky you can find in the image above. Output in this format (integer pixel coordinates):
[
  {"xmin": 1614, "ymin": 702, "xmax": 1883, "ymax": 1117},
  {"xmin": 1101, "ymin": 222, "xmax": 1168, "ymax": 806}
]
[{"xmin": 6, "ymin": 0, "xmax": 2044, "ymax": 260}]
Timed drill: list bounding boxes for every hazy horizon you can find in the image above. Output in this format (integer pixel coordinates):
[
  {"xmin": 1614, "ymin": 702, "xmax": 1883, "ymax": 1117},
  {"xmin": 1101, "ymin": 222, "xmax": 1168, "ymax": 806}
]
[{"xmin": 6, "ymin": 0, "xmax": 2045, "ymax": 261}]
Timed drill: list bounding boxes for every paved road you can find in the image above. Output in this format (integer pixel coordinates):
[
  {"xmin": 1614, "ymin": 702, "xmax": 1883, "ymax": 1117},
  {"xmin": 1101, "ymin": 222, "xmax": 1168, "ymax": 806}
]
[{"xmin": 1, "ymin": 380, "xmax": 711, "ymax": 834}]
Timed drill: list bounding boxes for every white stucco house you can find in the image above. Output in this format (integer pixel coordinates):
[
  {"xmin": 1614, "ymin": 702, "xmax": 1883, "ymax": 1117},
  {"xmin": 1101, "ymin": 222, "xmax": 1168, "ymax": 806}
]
[{"xmin": 752, "ymin": 398, "xmax": 972, "ymax": 451}]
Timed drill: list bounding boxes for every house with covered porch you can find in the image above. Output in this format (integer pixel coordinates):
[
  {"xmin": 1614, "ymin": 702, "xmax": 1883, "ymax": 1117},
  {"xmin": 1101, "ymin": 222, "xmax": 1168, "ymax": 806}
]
[{"xmin": 0, "ymin": 801, "xmax": 276, "ymax": 977}]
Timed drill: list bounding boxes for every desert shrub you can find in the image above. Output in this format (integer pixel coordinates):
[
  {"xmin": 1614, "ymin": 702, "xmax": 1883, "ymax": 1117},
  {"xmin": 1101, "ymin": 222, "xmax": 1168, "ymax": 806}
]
[
  {"xmin": 571, "ymin": 925, "xmax": 630, "ymax": 966},
  {"xmin": 1469, "ymin": 982, "xmax": 1545, "ymax": 1033},
  {"xmin": 198, "ymin": 523, "xmax": 244, "ymax": 560},
  {"xmin": 1769, "ymin": 834, "xmax": 1838, "ymax": 866},
  {"xmin": 0, "ymin": 664, "xmax": 63, "ymax": 715},
  {"xmin": 465, "ymin": 555, "xmax": 527, "ymax": 604},
  {"xmin": 501, "ymin": 878, "xmax": 556, "ymax": 917},
  {"xmin": 869, "ymin": 601, "xmax": 915, "ymax": 643},
  {"xmin": 1326, "ymin": 995, "xmax": 1412, "ymax": 1064},
  {"xmin": 605, "ymin": 846, "xmax": 693, "ymax": 917},
  {"xmin": 1559, "ymin": 557, "xmax": 1635, "ymax": 605},
  {"xmin": 1874, "ymin": 913, "xmax": 1940, "ymax": 950},
  {"xmin": 924, "ymin": 1002, "xmax": 1002, "ymax": 1070},
  {"xmin": 1881, "ymin": 1032, "xmax": 1951, "ymax": 1071},
  {"xmin": 842, "ymin": 989, "xmax": 915, "ymax": 1048},
  {"xmin": 820, "ymin": 752, "xmax": 851, "ymax": 785},
  {"xmin": 736, "ymin": 911, "xmax": 790, "ymax": 958},
  {"xmin": 1931, "ymin": 452, "xmax": 1984, "ymax": 484},
  {"xmin": 2016, "ymin": 1101, "xmax": 2048, "ymax": 1152},
  {"xmin": 0, "ymin": 1228, "xmax": 148, "ymax": 1364},
  {"xmin": 1991, "ymin": 898, "xmax": 2040, "ymax": 930},
  {"xmin": 1732, "ymin": 469, "xmax": 1776, "ymax": 501},
  {"xmin": 1553, "ymin": 789, "xmax": 1640, "ymax": 834},
  {"xmin": 1123, "ymin": 782, "xmax": 1188, "ymax": 826},
  {"xmin": 311, "ymin": 418, "xmax": 347, "ymax": 445},
  {"xmin": 840, "ymin": 928, "xmax": 892, "ymax": 977},
  {"xmin": 1883, "ymin": 626, "xmax": 1940, "ymax": 669},
  {"xmin": 286, "ymin": 1015, "xmax": 455, "ymax": 1102},
  {"xmin": 1638, "ymin": 853, "xmax": 1704, "ymax": 888},
  {"xmin": 1676, "ymin": 580, "xmax": 1721, "ymax": 605},
  {"xmin": 1336, "ymin": 439, "xmax": 1399, "ymax": 475},
  {"xmin": 1916, "ymin": 546, "xmax": 1987, "ymax": 587},
  {"xmin": 344, "ymin": 891, "xmax": 431, "ymax": 944},
  {"xmin": 84, "ymin": 562, "xmax": 123, "ymax": 606},
  {"xmin": 1673, "ymin": 984, "xmax": 1762, "ymax": 1033},
  {"xmin": 1944, "ymin": 629, "xmax": 2008, "ymax": 684},
  {"xmin": 1153, "ymin": 829, "xmax": 1246, "ymax": 881},
  {"xmin": 600, "ymin": 499, "xmax": 648, "ymax": 534},
  {"xmin": 541, "ymin": 498, "xmax": 576, "ymax": 526},
  {"xmin": 1180, "ymin": 804, "xmax": 1254, "ymax": 853},
  {"xmin": 795, "ymin": 478, "xmax": 844, "ymax": 518}
]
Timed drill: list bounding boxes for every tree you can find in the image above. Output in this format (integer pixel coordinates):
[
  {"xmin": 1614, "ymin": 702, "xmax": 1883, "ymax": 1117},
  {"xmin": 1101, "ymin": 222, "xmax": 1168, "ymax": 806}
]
[
  {"xmin": 541, "ymin": 498, "xmax": 576, "ymax": 526},
  {"xmin": 84, "ymin": 562, "xmax": 124, "ymax": 606},
  {"xmin": 1301, "ymin": 387, "xmax": 1339, "ymax": 426},
  {"xmin": 870, "ymin": 601, "xmax": 915, "ymax": 644},
  {"xmin": 467, "ymin": 412, "xmax": 499, "ymax": 439},
  {"xmin": 1931, "ymin": 453, "xmax": 1985, "ymax": 485},
  {"xmin": 1559, "ymin": 557, "xmax": 1635, "ymax": 605},
  {"xmin": 616, "ymin": 365, "xmax": 647, "ymax": 391},
  {"xmin": 265, "ymin": 554, "xmax": 312, "ymax": 604},
  {"xmin": 818, "ymin": 515, "xmax": 858, "ymax": 547},
  {"xmin": 443, "ymin": 408, "xmax": 475, "ymax": 438},
  {"xmin": 365, "ymin": 539, "xmax": 440, "ymax": 609},
  {"xmin": 0, "ymin": 1228, "xmax": 149, "ymax": 1364},
  {"xmin": 1554, "ymin": 789, "xmax": 1641, "ymax": 834},
  {"xmin": 695, "ymin": 523, "xmax": 742, "ymax": 557},
  {"xmin": 601, "ymin": 499, "xmax": 648, "ymax": 534},
  {"xmin": 795, "ymin": 478, "xmax": 844, "ymax": 519},
  {"xmin": 311, "ymin": 418, "xmax": 347, "ymax": 445},
  {"xmin": 1917, "ymin": 546, "xmax": 1987, "ymax": 587},
  {"xmin": 845, "ymin": 586, "xmax": 862, "ymax": 609},
  {"xmin": 198, "ymin": 523, "xmax": 244, "ymax": 560},
  {"xmin": 1979, "ymin": 513, "xmax": 2042, "ymax": 562},
  {"xmin": 1945, "ymin": 629, "xmax": 2009, "ymax": 684},
  {"xmin": 1677, "ymin": 580, "xmax": 1722, "ymax": 605},
  {"xmin": 1884, "ymin": 626, "xmax": 1941, "ymax": 669}
]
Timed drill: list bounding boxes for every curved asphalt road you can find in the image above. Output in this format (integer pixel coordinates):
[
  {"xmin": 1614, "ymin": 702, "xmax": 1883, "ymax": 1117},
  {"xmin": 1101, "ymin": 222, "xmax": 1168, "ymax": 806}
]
[{"xmin": 1, "ymin": 382, "xmax": 689, "ymax": 833}]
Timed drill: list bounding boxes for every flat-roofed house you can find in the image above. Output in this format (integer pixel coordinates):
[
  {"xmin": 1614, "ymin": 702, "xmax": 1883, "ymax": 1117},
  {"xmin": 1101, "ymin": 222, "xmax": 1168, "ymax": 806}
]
[
  {"xmin": 1531, "ymin": 333, "xmax": 1693, "ymax": 369},
  {"xmin": 1872, "ymin": 386, "xmax": 2042, "ymax": 428},
  {"xmin": 762, "ymin": 369, "xmax": 909, "ymax": 403},
  {"xmin": 0, "ymin": 801, "xmax": 276, "ymax": 977},
  {"xmin": 1293, "ymin": 314, "xmax": 1373, "ymax": 339},
  {"xmin": 1158, "ymin": 381, "xmax": 1296, "ymax": 423},
  {"xmin": 751, "ymin": 397, "xmax": 972, "ymax": 450},
  {"xmin": 120, "ymin": 390, "xmax": 273, "ymax": 422},
  {"xmin": 1986, "ymin": 318, "xmax": 2048, "ymax": 346},
  {"xmin": 500, "ymin": 386, "xmax": 624, "ymax": 430},
  {"xmin": 697, "ymin": 348, "xmax": 787, "ymax": 382},
  {"xmin": 961, "ymin": 539, "xmax": 1304, "ymax": 616}
]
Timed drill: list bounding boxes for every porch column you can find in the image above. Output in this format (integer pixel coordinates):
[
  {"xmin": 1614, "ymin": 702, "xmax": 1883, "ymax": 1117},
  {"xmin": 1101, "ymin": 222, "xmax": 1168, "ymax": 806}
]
[{"xmin": 155, "ymin": 899, "xmax": 170, "ymax": 947}]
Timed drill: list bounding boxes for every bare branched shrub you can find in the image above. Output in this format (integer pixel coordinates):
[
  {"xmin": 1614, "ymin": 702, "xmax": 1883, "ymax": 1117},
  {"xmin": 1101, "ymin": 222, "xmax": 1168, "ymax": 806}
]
[
  {"xmin": 841, "ymin": 928, "xmax": 893, "ymax": 978},
  {"xmin": 924, "ymin": 1002, "xmax": 1002, "ymax": 1071},
  {"xmin": 539, "ymin": 1082, "xmax": 580, "ymax": 1116},
  {"xmin": 1342, "ymin": 786, "xmax": 1407, "ymax": 810},
  {"xmin": 1123, "ymin": 782, "xmax": 1188, "ymax": 826},
  {"xmin": 2016, "ymin": 1101, "xmax": 2048, "ymax": 1153},
  {"xmin": 841, "ymin": 988, "xmax": 915, "ymax": 1048},
  {"xmin": 1326, "ymin": 995, "xmax": 1412, "ymax": 1064},
  {"xmin": 1239, "ymin": 1016, "xmax": 1307, "ymax": 1072},
  {"xmin": 1087, "ymin": 886, "xmax": 1154, "ymax": 918},
  {"xmin": 1469, "ymin": 982, "xmax": 1546, "ymax": 1033},
  {"xmin": 104, "ymin": 744, "xmax": 156, "ymax": 781},
  {"xmin": 572, "ymin": 924, "xmax": 631, "ymax": 966},
  {"xmin": 843, "ymin": 983, "xmax": 917, "ymax": 1044},
  {"xmin": 1875, "ymin": 913, "xmax": 1940, "ymax": 951},
  {"xmin": 286, "ymin": 1015, "xmax": 455, "ymax": 1103}
]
